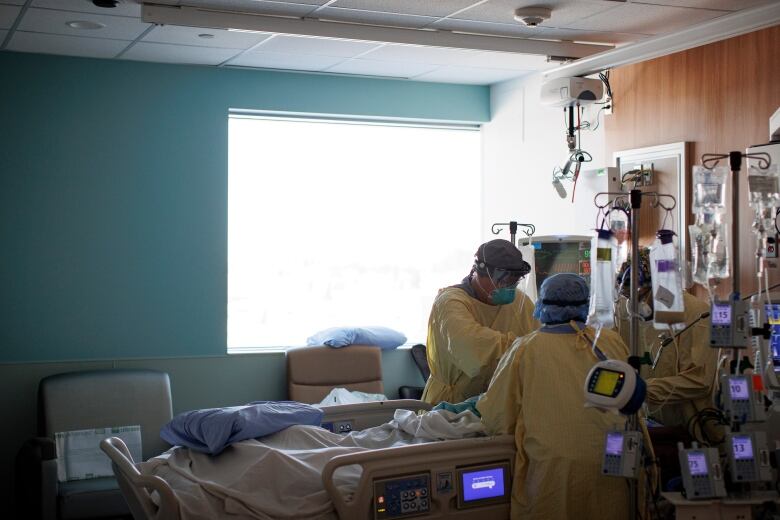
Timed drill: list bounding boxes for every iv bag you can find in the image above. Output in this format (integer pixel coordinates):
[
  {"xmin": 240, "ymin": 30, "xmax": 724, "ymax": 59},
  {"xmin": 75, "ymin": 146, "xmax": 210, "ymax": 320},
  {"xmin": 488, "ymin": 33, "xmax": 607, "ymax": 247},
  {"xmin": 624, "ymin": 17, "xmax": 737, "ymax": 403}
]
[
  {"xmin": 692, "ymin": 166, "xmax": 728, "ymax": 213},
  {"xmin": 587, "ymin": 229, "xmax": 618, "ymax": 329},
  {"xmin": 748, "ymin": 165, "xmax": 780, "ymax": 208},
  {"xmin": 650, "ymin": 230, "xmax": 686, "ymax": 330}
]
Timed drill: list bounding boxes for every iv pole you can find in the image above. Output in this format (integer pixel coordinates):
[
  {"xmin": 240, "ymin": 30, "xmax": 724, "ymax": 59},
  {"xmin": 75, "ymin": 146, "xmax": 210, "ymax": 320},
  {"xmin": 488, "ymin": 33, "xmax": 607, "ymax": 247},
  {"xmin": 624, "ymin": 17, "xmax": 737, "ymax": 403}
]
[
  {"xmin": 491, "ymin": 221, "xmax": 536, "ymax": 247},
  {"xmin": 594, "ymin": 188, "xmax": 677, "ymax": 520}
]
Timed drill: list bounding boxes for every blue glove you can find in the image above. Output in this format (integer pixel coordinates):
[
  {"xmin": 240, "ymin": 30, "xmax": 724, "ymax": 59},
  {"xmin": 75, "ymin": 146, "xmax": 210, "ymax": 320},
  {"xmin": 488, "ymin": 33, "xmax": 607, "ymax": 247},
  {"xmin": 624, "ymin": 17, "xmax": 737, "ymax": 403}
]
[{"xmin": 432, "ymin": 395, "xmax": 482, "ymax": 417}]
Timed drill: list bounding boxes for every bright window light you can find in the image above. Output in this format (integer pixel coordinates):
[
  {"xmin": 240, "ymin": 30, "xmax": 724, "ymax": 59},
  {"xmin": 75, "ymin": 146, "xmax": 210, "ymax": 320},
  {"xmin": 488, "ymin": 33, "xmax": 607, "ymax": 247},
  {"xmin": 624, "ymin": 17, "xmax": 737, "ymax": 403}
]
[{"xmin": 228, "ymin": 115, "xmax": 482, "ymax": 351}]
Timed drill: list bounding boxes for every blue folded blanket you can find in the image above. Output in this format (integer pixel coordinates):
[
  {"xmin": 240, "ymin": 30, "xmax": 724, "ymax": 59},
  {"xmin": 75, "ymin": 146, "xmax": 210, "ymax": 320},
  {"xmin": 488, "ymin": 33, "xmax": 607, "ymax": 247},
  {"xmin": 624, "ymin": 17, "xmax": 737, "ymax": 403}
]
[{"xmin": 160, "ymin": 401, "xmax": 324, "ymax": 455}]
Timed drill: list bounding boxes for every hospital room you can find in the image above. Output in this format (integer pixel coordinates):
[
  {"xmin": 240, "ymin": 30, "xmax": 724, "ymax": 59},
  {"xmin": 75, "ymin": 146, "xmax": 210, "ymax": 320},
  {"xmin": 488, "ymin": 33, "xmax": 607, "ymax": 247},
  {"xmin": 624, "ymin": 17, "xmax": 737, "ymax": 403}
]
[{"xmin": 1, "ymin": 0, "xmax": 780, "ymax": 519}]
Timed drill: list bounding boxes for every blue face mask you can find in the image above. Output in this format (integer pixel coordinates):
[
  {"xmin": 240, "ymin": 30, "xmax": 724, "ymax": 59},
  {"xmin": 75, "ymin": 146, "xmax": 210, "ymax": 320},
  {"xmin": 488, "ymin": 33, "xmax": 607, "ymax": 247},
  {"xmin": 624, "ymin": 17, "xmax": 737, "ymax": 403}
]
[{"xmin": 490, "ymin": 287, "xmax": 516, "ymax": 305}]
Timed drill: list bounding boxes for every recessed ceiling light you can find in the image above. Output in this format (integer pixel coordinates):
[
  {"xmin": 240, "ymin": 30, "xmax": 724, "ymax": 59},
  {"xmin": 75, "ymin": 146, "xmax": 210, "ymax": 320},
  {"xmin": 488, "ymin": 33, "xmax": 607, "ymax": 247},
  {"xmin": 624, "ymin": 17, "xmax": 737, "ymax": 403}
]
[
  {"xmin": 198, "ymin": 33, "xmax": 215, "ymax": 39},
  {"xmin": 66, "ymin": 20, "xmax": 106, "ymax": 30}
]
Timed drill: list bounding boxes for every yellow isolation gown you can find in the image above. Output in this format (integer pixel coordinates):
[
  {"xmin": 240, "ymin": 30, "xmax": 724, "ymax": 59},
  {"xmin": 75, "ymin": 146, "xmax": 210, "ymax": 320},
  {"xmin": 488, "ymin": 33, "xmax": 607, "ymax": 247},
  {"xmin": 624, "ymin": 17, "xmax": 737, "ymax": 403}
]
[
  {"xmin": 616, "ymin": 292, "xmax": 718, "ymax": 430},
  {"xmin": 477, "ymin": 325, "xmax": 632, "ymax": 520},
  {"xmin": 421, "ymin": 286, "xmax": 538, "ymax": 405}
]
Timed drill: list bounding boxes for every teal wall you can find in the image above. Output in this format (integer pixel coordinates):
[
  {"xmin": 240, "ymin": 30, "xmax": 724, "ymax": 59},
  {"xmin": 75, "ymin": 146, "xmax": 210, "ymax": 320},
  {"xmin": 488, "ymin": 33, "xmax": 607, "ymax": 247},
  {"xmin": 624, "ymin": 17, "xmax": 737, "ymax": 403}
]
[
  {"xmin": 0, "ymin": 51, "xmax": 489, "ymax": 363},
  {"xmin": 0, "ymin": 51, "xmax": 480, "ymax": 506}
]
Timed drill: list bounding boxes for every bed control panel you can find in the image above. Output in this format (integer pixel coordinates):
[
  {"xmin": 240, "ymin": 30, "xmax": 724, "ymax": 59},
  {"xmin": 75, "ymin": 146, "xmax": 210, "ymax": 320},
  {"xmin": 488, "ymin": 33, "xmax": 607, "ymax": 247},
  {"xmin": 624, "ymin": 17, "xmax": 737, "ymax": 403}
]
[
  {"xmin": 455, "ymin": 461, "xmax": 511, "ymax": 509},
  {"xmin": 373, "ymin": 473, "xmax": 430, "ymax": 519},
  {"xmin": 320, "ymin": 420, "xmax": 354, "ymax": 434}
]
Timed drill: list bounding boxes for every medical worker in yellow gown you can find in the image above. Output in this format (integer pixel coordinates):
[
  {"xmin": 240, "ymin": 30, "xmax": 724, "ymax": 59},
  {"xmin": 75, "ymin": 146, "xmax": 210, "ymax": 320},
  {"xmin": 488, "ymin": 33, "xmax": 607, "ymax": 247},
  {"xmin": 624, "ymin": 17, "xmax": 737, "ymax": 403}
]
[
  {"xmin": 477, "ymin": 273, "xmax": 631, "ymax": 520},
  {"xmin": 615, "ymin": 250, "xmax": 717, "ymax": 437},
  {"xmin": 422, "ymin": 239, "xmax": 538, "ymax": 405}
]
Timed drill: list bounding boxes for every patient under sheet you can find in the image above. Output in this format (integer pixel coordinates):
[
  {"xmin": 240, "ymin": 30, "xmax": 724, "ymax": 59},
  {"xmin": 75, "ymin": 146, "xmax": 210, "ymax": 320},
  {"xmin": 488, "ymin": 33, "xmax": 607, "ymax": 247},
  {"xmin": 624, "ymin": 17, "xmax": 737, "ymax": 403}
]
[{"xmin": 140, "ymin": 409, "xmax": 484, "ymax": 520}]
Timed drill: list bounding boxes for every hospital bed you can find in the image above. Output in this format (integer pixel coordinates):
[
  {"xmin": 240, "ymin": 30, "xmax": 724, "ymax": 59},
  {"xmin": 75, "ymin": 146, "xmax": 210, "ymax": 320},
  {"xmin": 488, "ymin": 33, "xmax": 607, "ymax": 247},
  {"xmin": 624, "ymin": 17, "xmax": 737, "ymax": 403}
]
[{"xmin": 101, "ymin": 399, "xmax": 516, "ymax": 520}]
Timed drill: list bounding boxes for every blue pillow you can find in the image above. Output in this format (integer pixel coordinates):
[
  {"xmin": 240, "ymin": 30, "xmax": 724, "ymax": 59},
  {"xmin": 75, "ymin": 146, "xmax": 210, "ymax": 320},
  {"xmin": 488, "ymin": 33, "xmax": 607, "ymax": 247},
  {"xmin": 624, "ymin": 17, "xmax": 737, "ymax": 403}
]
[
  {"xmin": 160, "ymin": 401, "xmax": 323, "ymax": 455},
  {"xmin": 306, "ymin": 326, "xmax": 407, "ymax": 350}
]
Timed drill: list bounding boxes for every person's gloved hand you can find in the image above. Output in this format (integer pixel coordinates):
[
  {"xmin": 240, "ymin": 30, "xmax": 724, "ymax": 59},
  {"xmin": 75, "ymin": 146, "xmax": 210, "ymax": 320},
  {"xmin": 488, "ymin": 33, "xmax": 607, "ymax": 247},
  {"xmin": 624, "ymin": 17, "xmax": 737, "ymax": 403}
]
[{"xmin": 432, "ymin": 395, "xmax": 481, "ymax": 417}]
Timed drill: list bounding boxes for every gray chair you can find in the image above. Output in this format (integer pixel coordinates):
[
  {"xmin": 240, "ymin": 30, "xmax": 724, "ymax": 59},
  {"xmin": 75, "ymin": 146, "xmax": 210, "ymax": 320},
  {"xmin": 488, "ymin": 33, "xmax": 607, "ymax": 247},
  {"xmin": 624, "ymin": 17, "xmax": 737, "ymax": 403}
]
[{"xmin": 15, "ymin": 369, "xmax": 173, "ymax": 520}]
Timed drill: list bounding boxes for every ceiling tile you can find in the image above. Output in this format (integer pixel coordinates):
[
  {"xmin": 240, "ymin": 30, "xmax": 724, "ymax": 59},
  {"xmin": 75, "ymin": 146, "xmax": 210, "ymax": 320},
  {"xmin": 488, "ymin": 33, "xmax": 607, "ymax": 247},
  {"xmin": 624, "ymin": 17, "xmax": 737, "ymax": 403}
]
[
  {"xmin": 6, "ymin": 31, "xmax": 129, "ymax": 58},
  {"xmin": 0, "ymin": 4, "xmax": 20, "ymax": 29},
  {"xmin": 19, "ymin": 8, "xmax": 150, "ymax": 40},
  {"xmin": 31, "ymin": 0, "xmax": 142, "ymax": 17},
  {"xmin": 0, "ymin": 29, "xmax": 7, "ymax": 41},
  {"xmin": 228, "ymin": 50, "xmax": 346, "ymax": 70},
  {"xmin": 143, "ymin": 25, "xmax": 272, "ymax": 49},
  {"xmin": 326, "ymin": 58, "xmax": 438, "ymax": 78},
  {"xmin": 121, "ymin": 41, "xmax": 243, "ymax": 65},
  {"xmin": 628, "ymin": 0, "xmax": 773, "ymax": 10},
  {"xmin": 567, "ymin": 3, "xmax": 726, "ymax": 34},
  {"xmin": 451, "ymin": 0, "xmax": 621, "ymax": 27},
  {"xmin": 0, "ymin": 0, "xmax": 25, "ymax": 5},
  {"xmin": 328, "ymin": 0, "xmax": 480, "ymax": 18},
  {"xmin": 252, "ymin": 34, "xmax": 381, "ymax": 57},
  {"xmin": 315, "ymin": 7, "xmax": 438, "ymax": 29},
  {"xmin": 414, "ymin": 65, "xmax": 531, "ymax": 85}
]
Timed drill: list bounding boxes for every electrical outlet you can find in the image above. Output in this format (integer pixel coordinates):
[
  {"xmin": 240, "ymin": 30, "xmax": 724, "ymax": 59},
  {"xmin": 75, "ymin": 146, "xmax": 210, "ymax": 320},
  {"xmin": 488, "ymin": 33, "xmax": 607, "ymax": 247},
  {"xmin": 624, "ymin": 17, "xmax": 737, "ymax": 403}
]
[{"xmin": 604, "ymin": 97, "xmax": 613, "ymax": 116}]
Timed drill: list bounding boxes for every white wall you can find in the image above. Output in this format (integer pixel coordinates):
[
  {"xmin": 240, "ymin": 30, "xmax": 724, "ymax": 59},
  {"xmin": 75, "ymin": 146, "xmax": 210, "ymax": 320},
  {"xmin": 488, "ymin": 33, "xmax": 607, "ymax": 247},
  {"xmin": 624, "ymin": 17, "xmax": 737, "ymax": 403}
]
[{"xmin": 482, "ymin": 72, "xmax": 609, "ymax": 240}]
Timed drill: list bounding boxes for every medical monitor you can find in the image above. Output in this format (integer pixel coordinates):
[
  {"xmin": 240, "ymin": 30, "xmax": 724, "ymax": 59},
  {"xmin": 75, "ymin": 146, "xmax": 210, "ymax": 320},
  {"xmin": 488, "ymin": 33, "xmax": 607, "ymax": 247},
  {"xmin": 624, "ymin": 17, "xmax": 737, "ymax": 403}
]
[{"xmin": 532, "ymin": 235, "xmax": 591, "ymax": 292}]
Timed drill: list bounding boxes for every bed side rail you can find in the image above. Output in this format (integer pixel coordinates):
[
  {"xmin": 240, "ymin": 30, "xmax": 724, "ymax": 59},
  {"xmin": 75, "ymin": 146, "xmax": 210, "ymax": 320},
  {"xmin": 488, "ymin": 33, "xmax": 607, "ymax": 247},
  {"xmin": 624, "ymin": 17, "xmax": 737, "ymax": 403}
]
[
  {"xmin": 100, "ymin": 437, "xmax": 180, "ymax": 520},
  {"xmin": 320, "ymin": 399, "xmax": 432, "ymax": 432}
]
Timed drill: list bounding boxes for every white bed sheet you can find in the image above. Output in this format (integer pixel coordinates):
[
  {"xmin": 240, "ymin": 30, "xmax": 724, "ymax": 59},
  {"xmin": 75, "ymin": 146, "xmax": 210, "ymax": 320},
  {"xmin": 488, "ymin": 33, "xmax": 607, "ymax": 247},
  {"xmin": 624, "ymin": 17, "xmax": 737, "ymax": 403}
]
[{"xmin": 140, "ymin": 409, "xmax": 484, "ymax": 520}]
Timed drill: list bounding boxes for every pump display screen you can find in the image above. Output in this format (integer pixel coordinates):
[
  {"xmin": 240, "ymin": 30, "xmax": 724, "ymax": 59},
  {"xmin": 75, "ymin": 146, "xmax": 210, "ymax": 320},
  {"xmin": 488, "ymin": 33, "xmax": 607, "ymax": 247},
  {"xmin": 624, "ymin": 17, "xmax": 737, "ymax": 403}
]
[
  {"xmin": 461, "ymin": 468, "xmax": 505, "ymax": 502},
  {"xmin": 729, "ymin": 377, "xmax": 749, "ymax": 399},
  {"xmin": 592, "ymin": 369, "xmax": 622, "ymax": 397},
  {"xmin": 712, "ymin": 304, "xmax": 732, "ymax": 325},
  {"xmin": 732, "ymin": 436, "xmax": 754, "ymax": 460},
  {"xmin": 605, "ymin": 432, "xmax": 624, "ymax": 456},
  {"xmin": 687, "ymin": 453, "xmax": 708, "ymax": 476},
  {"xmin": 766, "ymin": 304, "xmax": 780, "ymax": 371},
  {"xmin": 533, "ymin": 240, "xmax": 591, "ymax": 291}
]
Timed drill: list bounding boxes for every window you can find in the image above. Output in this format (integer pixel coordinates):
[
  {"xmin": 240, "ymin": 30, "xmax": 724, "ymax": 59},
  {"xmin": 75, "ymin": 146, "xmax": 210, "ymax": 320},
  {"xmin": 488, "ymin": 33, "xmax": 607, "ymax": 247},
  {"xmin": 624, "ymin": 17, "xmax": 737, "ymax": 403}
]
[{"xmin": 228, "ymin": 114, "xmax": 481, "ymax": 351}]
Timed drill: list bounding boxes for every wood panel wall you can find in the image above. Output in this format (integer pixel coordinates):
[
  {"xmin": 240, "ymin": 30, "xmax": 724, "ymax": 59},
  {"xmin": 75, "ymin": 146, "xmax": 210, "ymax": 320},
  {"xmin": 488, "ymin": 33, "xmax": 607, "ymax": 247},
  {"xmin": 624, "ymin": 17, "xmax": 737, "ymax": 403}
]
[{"xmin": 605, "ymin": 25, "xmax": 780, "ymax": 296}]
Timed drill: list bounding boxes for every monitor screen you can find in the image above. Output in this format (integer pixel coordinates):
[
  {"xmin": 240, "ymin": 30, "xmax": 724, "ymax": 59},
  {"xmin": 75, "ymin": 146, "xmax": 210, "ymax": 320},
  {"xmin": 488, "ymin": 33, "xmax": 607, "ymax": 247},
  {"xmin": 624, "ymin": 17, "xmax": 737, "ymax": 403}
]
[
  {"xmin": 732, "ymin": 435, "xmax": 754, "ymax": 460},
  {"xmin": 533, "ymin": 238, "xmax": 591, "ymax": 291},
  {"xmin": 461, "ymin": 467, "xmax": 505, "ymax": 502},
  {"xmin": 712, "ymin": 303, "xmax": 732, "ymax": 325},
  {"xmin": 605, "ymin": 432, "xmax": 624, "ymax": 456},
  {"xmin": 729, "ymin": 377, "xmax": 749, "ymax": 400},
  {"xmin": 592, "ymin": 369, "xmax": 621, "ymax": 397},
  {"xmin": 687, "ymin": 453, "xmax": 708, "ymax": 476},
  {"xmin": 766, "ymin": 304, "xmax": 780, "ymax": 371}
]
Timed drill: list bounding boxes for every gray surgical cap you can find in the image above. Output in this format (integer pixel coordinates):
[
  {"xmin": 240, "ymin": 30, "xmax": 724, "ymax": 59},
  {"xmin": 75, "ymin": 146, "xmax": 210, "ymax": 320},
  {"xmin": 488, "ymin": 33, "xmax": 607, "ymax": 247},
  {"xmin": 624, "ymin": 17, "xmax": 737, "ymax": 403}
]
[
  {"xmin": 533, "ymin": 273, "xmax": 590, "ymax": 324},
  {"xmin": 475, "ymin": 239, "xmax": 531, "ymax": 273}
]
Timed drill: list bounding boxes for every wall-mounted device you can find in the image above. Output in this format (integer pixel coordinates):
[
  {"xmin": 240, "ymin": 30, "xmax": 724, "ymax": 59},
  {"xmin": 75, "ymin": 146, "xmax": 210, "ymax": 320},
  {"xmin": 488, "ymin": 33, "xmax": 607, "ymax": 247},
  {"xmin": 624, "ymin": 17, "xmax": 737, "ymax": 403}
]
[
  {"xmin": 725, "ymin": 431, "xmax": 772, "ymax": 483},
  {"xmin": 601, "ymin": 430, "xmax": 643, "ymax": 479},
  {"xmin": 678, "ymin": 444, "xmax": 727, "ymax": 499},
  {"xmin": 532, "ymin": 235, "xmax": 591, "ymax": 291},
  {"xmin": 720, "ymin": 373, "xmax": 766, "ymax": 424},
  {"xmin": 710, "ymin": 299, "xmax": 750, "ymax": 348},
  {"xmin": 540, "ymin": 77, "xmax": 604, "ymax": 108}
]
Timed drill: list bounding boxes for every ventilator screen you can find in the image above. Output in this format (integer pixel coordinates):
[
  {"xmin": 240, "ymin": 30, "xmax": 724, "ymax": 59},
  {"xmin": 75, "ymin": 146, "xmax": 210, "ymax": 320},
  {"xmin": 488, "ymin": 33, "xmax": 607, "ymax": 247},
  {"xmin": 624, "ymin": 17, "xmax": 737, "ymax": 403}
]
[{"xmin": 592, "ymin": 369, "xmax": 621, "ymax": 397}]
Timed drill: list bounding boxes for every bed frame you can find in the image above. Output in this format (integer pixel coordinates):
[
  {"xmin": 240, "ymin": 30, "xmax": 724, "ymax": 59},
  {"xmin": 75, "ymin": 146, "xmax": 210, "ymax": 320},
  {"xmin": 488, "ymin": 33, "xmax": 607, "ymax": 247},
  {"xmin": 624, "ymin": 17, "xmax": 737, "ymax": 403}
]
[{"xmin": 101, "ymin": 400, "xmax": 515, "ymax": 520}]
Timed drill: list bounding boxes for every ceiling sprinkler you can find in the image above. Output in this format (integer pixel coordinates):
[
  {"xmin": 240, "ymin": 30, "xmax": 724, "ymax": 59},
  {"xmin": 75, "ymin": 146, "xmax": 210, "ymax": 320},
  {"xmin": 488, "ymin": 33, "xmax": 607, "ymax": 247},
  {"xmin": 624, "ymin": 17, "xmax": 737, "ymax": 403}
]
[{"xmin": 513, "ymin": 7, "xmax": 552, "ymax": 28}]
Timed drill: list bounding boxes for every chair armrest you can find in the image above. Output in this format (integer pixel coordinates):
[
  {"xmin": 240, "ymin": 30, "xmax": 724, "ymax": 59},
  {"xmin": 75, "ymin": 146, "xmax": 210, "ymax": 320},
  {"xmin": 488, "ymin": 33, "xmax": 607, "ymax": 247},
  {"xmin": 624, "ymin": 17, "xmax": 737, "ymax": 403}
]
[{"xmin": 15, "ymin": 437, "xmax": 58, "ymax": 520}]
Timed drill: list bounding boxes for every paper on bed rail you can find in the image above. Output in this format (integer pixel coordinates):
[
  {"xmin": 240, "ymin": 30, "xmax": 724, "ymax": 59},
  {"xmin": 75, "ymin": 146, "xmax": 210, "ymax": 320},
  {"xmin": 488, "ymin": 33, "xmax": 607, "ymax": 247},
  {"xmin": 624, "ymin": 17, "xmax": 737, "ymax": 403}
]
[
  {"xmin": 140, "ymin": 409, "xmax": 483, "ymax": 520},
  {"xmin": 56, "ymin": 425, "xmax": 142, "ymax": 481}
]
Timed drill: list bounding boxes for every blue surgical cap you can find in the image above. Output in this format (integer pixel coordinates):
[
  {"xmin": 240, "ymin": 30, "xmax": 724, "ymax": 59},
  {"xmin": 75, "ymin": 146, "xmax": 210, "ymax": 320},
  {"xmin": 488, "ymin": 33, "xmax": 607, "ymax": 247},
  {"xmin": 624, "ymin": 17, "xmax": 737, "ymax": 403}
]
[{"xmin": 533, "ymin": 273, "xmax": 590, "ymax": 324}]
